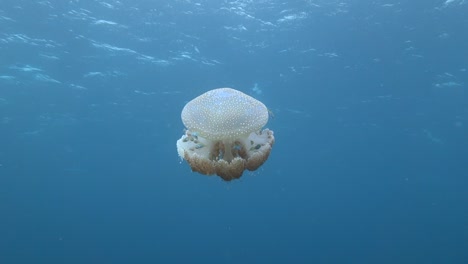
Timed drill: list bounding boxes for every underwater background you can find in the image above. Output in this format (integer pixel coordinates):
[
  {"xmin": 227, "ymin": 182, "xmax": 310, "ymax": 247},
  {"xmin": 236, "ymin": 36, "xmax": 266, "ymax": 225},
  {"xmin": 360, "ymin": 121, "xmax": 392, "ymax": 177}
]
[{"xmin": 1, "ymin": 0, "xmax": 467, "ymax": 263}]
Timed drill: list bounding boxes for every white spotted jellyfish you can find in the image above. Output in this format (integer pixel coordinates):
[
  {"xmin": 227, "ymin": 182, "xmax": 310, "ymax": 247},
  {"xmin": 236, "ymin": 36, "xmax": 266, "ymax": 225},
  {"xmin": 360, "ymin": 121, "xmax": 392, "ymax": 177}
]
[{"xmin": 176, "ymin": 87, "xmax": 275, "ymax": 181}]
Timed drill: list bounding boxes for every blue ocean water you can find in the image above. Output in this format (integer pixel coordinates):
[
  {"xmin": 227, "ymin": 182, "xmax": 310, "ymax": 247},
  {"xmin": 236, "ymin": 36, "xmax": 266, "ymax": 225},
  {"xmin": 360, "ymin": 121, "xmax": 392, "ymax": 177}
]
[{"xmin": 1, "ymin": 0, "xmax": 467, "ymax": 263}]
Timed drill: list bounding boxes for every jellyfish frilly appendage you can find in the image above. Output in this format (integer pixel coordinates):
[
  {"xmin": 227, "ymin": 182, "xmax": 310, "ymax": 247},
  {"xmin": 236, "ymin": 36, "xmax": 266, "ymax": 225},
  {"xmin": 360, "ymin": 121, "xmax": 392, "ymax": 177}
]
[{"xmin": 176, "ymin": 87, "xmax": 275, "ymax": 181}]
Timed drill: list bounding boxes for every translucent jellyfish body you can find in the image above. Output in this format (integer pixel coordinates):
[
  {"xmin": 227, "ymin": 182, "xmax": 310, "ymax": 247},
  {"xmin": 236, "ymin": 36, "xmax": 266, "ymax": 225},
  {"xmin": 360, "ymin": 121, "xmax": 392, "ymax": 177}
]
[{"xmin": 176, "ymin": 88, "xmax": 275, "ymax": 181}]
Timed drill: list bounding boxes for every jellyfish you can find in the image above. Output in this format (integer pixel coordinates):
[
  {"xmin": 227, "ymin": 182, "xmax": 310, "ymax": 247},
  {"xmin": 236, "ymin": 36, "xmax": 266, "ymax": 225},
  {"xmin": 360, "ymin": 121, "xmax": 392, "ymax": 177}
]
[{"xmin": 176, "ymin": 87, "xmax": 275, "ymax": 181}]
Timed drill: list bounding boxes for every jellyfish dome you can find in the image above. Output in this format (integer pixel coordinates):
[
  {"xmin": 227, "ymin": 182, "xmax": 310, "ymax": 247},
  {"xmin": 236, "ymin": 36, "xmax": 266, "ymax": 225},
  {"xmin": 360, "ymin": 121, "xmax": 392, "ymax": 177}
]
[{"xmin": 176, "ymin": 87, "xmax": 275, "ymax": 181}]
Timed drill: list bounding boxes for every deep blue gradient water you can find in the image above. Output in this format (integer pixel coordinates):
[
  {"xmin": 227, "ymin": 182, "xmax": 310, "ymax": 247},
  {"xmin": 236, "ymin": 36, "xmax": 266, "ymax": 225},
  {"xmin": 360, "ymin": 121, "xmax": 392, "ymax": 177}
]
[{"xmin": 1, "ymin": 1, "xmax": 467, "ymax": 263}]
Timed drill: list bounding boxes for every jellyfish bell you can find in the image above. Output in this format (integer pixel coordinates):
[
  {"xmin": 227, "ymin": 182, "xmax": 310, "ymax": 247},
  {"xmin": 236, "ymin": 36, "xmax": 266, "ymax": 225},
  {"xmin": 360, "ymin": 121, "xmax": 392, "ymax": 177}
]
[{"xmin": 176, "ymin": 87, "xmax": 275, "ymax": 181}]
